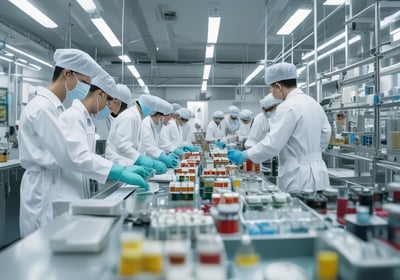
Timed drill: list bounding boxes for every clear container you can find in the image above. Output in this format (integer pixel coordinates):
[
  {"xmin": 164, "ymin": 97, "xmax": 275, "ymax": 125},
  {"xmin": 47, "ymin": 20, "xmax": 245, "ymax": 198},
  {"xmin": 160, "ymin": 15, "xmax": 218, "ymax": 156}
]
[{"xmin": 235, "ymin": 235, "xmax": 262, "ymax": 280}]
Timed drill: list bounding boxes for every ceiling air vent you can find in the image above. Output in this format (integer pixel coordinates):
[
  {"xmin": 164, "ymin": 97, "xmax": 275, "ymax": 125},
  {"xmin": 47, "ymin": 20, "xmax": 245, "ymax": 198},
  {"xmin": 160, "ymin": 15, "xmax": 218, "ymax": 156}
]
[{"xmin": 162, "ymin": 10, "xmax": 177, "ymax": 22}]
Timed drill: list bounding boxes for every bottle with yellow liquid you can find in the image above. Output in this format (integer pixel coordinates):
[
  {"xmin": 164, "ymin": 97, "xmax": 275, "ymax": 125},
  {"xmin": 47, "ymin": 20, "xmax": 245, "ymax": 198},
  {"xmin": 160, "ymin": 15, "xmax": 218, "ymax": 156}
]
[
  {"xmin": 317, "ymin": 250, "xmax": 339, "ymax": 280},
  {"xmin": 234, "ymin": 234, "xmax": 263, "ymax": 280}
]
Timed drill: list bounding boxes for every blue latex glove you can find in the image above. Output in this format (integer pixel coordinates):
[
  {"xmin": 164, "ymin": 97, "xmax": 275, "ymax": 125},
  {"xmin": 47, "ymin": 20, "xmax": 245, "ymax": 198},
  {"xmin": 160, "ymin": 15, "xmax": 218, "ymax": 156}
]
[
  {"xmin": 214, "ymin": 141, "xmax": 226, "ymax": 149},
  {"xmin": 153, "ymin": 160, "xmax": 167, "ymax": 174},
  {"xmin": 228, "ymin": 149, "xmax": 248, "ymax": 164},
  {"xmin": 125, "ymin": 165, "xmax": 153, "ymax": 179},
  {"xmin": 158, "ymin": 152, "xmax": 179, "ymax": 168},
  {"xmin": 135, "ymin": 154, "xmax": 154, "ymax": 168},
  {"xmin": 173, "ymin": 147, "xmax": 185, "ymax": 157},
  {"xmin": 182, "ymin": 145, "xmax": 196, "ymax": 152},
  {"xmin": 108, "ymin": 164, "xmax": 149, "ymax": 190}
]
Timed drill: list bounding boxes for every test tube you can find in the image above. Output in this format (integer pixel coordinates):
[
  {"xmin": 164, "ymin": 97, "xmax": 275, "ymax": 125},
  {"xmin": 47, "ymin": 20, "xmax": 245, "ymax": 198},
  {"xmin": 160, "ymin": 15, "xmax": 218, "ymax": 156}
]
[{"xmin": 336, "ymin": 186, "xmax": 348, "ymax": 225}]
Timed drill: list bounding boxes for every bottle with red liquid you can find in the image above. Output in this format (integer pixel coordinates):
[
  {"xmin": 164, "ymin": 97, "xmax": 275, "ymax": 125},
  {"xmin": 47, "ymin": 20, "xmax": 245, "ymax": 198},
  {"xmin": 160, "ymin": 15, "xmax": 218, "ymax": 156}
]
[{"xmin": 336, "ymin": 186, "xmax": 348, "ymax": 225}]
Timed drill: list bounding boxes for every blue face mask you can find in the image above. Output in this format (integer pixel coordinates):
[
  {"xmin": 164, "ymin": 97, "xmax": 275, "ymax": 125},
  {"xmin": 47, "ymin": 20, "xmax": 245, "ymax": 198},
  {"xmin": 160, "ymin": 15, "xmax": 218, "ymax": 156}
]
[
  {"xmin": 96, "ymin": 106, "xmax": 110, "ymax": 120},
  {"xmin": 66, "ymin": 74, "xmax": 90, "ymax": 100},
  {"xmin": 264, "ymin": 111, "xmax": 275, "ymax": 119},
  {"xmin": 138, "ymin": 100, "xmax": 153, "ymax": 117}
]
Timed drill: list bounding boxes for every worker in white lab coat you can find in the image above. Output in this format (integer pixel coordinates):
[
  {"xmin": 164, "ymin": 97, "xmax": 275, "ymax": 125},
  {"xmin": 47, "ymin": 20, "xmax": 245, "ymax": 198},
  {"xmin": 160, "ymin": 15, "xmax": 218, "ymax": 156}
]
[
  {"xmin": 19, "ymin": 49, "xmax": 149, "ymax": 237},
  {"xmin": 228, "ymin": 62, "xmax": 331, "ymax": 193},
  {"xmin": 237, "ymin": 109, "xmax": 254, "ymax": 142},
  {"xmin": 138, "ymin": 101, "xmax": 180, "ymax": 168},
  {"xmin": 106, "ymin": 94, "xmax": 168, "ymax": 174},
  {"xmin": 245, "ymin": 94, "xmax": 281, "ymax": 148},
  {"xmin": 205, "ymin": 110, "xmax": 225, "ymax": 148},
  {"xmin": 54, "ymin": 79, "xmax": 151, "ymax": 210},
  {"xmin": 159, "ymin": 108, "xmax": 197, "ymax": 154},
  {"xmin": 177, "ymin": 108, "xmax": 197, "ymax": 150},
  {"xmin": 221, "ymin": 105, "xmax": 240, "ymax": 136}
]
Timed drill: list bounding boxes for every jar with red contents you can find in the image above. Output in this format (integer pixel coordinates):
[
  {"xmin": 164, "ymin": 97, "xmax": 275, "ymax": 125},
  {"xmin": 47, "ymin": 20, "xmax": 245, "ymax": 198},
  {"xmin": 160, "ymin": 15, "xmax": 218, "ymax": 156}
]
[
  {"xmin": 196, "ymin": 234, "xmax": 224, "ymax": 265},
  {"xmin": 388, "ymin": 182, "xmax": 400, "ymax": 204},
  {"xmin": 216, "ymin": 213, "xmax": 240, "ymax": 234}
]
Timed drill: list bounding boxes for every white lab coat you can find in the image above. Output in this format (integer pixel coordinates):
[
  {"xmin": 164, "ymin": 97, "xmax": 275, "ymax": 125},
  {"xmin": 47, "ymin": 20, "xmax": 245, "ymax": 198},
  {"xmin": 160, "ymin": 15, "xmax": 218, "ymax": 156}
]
[
  {"xmin": 139, "ymin": 116, "xmax": 163, "ymax": 159},
  {"xmin": 246, "ymin": 88, "xmax": 331, "ymax": 193},
  {"xmin": 105, "ymin": 106, "xmax": 142, "ymax": 166},
  {"xmin": 19, "ymin": 87, "xmax": 112, "ymax": 237},
  {"xmin": 205, "ymin": 120, "xmax": 225, "ymax": 142},
  {"xmin": 181, "ymin": 121, "xmax": 193, "ymax": 146},
  {"xmin": 245, "ymin": 113, "xmax": 270, "ymax": 148},
  {"xmin": 55, "ymin": 100, "xmax": 96, "ymax": 204},
  {"xmin": 159, "ymin": 119, "xmax": 182, "ymax": 152},
  {"xmin": 221, "ymin": 116, "xmax": 240, "ymax": 136},
  {"xmin": 238, "ymin": 120, "xmax": 252, "ymax": 142}
]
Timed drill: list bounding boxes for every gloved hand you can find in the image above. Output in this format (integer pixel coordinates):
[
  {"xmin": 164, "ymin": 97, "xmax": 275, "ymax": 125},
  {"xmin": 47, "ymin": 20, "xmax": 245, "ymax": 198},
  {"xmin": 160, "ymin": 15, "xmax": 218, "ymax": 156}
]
[
  {"xmin": 108, "ymin": 164, "xmax": 149, "ymax": 190},
  {"xmin": 125, "ymin": 165, "xmax": 153, "ymax": 179},
  {"xmin": 227, "ymin": 149, "xmax": 248, "ymax": 164},
  {"xmin": 214, "ymin": 141, "xmax": 226, "ymax": 149},
  {"xmin": 158, "ymin": 152, "xmax": 179, "ymax": 168},
  {"xmin": 173, "ymin": 147, "xmax": 185, "ymax": 157},
  {"xmin": 134, "ymin": 154, "xmax": 154, "ymax": 168},
  {"xmin": 153, "ymin": 160, "xmax": 167, "ymax": 174},
  {"xmin": 182, "ymin": 145, "xmax": 196, "ymax": 152},
  {"xmin": 169, "ymin": 152, "xmax": 180, "ymax": 160}
]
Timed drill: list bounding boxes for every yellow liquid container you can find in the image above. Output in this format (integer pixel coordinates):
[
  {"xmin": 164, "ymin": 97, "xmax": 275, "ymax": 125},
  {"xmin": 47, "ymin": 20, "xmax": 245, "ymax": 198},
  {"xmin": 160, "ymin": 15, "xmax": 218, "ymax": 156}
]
[
  {"xmin": 121, "ymin": 231, "xmax": 144, "ymax": 250},
  {"xmin": 232, "ymin": 177, "xmax": 242, "ymax": 188},
  {"xmin": 317, "ymin": 250, "xmax": 338, "ymax": 280},
  {"xmin": 119, "ymin": 248, "xmax": 142, "ymax": 276},
  {"xmin": 142, "ymin": 240, "xmax": 163, "ymax": 274}
]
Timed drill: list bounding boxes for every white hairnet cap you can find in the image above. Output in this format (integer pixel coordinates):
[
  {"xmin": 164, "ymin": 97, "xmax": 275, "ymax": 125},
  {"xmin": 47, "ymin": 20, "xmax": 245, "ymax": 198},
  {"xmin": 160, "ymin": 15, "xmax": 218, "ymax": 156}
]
[
  {"xmin": 171, "ymin": 103, "xmax": 181, "ymax": 114},
  {"xmin": 239, "ymin": 109, "xmax": 253, "ymax": 121},
  {"xmin": 177, "ymin": 108, "xmax": 191, "ymax": 120},
  {"xmin": 213, "ymin": 111, "xmax": 224, "ymax": 119},
  {"xmin": 112, "ymin": 84, "xmax": 133, "ymax": 106},
  {"xmin": 91, "ymin": 71, "xmax": 117, "ymax": 96},
  {"xmin": 139, "ymin": 95, "xmax": 172, "ymax": 115},
  {"xmin": 264, "ymin": 62, "xmax": 297, "ymax": 86},
  {"xmin": 260, "ymin": 94, "xmax": 282, "ymax": 109},
  {"xmin": 53, "ymin": 49, "xmax": 102, "ymax": 78},
  {"xmin": 228, "ymin": 105, "xmax": 240, "ymax": 117}
]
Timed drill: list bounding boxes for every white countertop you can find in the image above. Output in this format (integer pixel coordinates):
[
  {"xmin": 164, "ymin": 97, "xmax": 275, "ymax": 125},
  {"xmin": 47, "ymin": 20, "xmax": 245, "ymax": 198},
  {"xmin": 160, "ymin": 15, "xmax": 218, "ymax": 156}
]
[
  {"xmin": 0, "ymin": 213, "xmax": 122, "ymax": 280},
  {"xmin": 0, "ymin": 159, "xmax": 20, "ymax": 168}
]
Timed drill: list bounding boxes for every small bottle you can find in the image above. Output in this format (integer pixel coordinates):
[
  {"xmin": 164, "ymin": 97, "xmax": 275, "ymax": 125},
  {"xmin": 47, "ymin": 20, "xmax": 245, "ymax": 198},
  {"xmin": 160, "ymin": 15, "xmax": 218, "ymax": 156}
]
[
  {"xmin": 336, "ymin": 186, "xmax": 348, "ymax": 225},
  {"xmin": 234, "ymin": 235, "xmax": 262, "ymax": 280},
  {"xmin": 359, "ymin": 188, "xmax": 373, "ymax": 215},
  {"xmin": 317, "ymin": 250, "xmax": 338, "ymax": 280}
]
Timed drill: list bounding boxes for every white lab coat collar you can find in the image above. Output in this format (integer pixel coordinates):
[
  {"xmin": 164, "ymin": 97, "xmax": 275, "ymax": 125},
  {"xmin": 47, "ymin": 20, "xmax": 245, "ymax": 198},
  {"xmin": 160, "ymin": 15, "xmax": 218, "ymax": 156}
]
[
  {"xmin": 71, "ymin": 99, "xmax": 95, "ymax": 127},
  {"xmin": 36, "ymin": 86, "xmax": 65, "ymax": 113},
  {"xmin": 284, "ymin": 87, "xmax": 303, "ymax": 100}
]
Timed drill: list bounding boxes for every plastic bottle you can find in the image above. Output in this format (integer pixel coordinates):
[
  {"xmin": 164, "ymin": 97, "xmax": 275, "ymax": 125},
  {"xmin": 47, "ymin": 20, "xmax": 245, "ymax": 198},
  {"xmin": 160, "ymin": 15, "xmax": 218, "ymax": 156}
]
[{"xmin": 234, "ymin": 235, "xmax": 262, "ymax": 280}]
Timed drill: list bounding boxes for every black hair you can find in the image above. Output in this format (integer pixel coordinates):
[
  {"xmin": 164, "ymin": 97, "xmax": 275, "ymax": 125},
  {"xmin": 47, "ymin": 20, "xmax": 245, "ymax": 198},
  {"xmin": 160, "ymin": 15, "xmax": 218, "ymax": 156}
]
[
  {"xmin": 276, "ymin": 78, "xmax": 297, "ymax": 88},
  {"xmin": 51, "ymin": 66, "xmax": 65, "ymax": 82},
  {"xmin": 118, "ymin": 102, "xmax": 128, "ymax": 114},
  {"xmin": 89, "ymin": 84, "xmax": 101, "ymax": 93}
]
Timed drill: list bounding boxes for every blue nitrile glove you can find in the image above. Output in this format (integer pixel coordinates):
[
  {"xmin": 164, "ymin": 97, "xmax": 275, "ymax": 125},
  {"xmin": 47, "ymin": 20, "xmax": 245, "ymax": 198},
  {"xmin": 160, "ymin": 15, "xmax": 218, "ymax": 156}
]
[
  {"xmin": 108, "ymin": 164, "xmax": 149, "ymax": 190},
  {"xmin": 182, "ymin": 145, "xmax": 196, "ymax": 152},
  {"xmin": 135, "ymin": 154, "xmax": 154, "ymax": 168},
  {"xmin": 158, "ymin": 152, "xmax": 179, "ymax": 168},
  {"xmin": 169, "ymin": 152, "xmax": 180, "ymax": 160},
  {"xmin": 125, "ymin": 165, "xmax": 153, "ymax": 179},
  {"xmin": 228, "ymin": 149, "xmax": 248, "ymax": 164},
  {"xmin": 173, "ymin": 147, "xmax": 185, "ymax": 157},
  {"xmin": 153, "ymin": 160, "xmax": 167, "ymax": 174},
  {"xmin": 214, "ymin": 141, "xmax": 226, "ymax": 149}
]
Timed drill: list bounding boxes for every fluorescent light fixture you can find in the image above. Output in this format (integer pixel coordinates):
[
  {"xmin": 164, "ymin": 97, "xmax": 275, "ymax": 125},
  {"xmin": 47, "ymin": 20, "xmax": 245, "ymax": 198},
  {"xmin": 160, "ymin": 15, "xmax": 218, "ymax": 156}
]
[
  {"xmin": 127, "ymin": 65, "xmax": 141, "ymax": 79},
  {"xmin": 277, "ymin": 9, "xmax": 312, "ymax": 35},
  {"xmin": 390, "ymin": 27, "xmax": 400, "ymax": 35},
  {"xmin": 91, "ymin": 17, "xmax": 121, "ymax": 47},
  {"xmin": 22, "ymin": 77, "xmax": 45, "ymax": 83},
  {"xmin": 0, "ymin": 56, "xmax": 13, "ymax": 63},
  {"xmin": 201, "ymin": 80, "xmax": 207, "ymax": 92},
  {"xmin": 205, "ymin": 45, "xmax": 215, "ymax": 59},
  {"xmin": 393, "ymin": 32, "xmax": 400, "ymax": 42},
  {"xmin": 207, "ymin": 17, "xmax": 221, "ymax": 44},
  {"xmin": 4, "ymin": 52, "xmax": 14, "ymax": 57},
  {"xmin": 9, "ymin": 0, "xmax": 57, "ymax": 28},
  {"xmin": 119, "ymin": 55, "xmax": 131, "ymax": 63},
  {"xmin": 137, "ymin": 78, "xmax": 145, "ymax": 87},
  {"xmin": 302, "ymin": 32, "xmax": 345, "ymax": 60},
  {"xmin": 5, "ymin": 44, "xmax": 53, "ymax": 68},
  {"xmin": 297, "ymin": 66, "xmax": 306, "ymax": 76},
  {"xmin": 203, "ymin": 65, "xmax": 212, "ymax": 80},
  {"xmin": 381, "ymin": 11, "xmax": 400, "ymax": 28},
  {"xmin": 76, "ymin": 0, "xmax": 96, "ymax": 12},
  {"xmin": 28, "ymin": 63, "xmax": 41, "ymax": 71},
  {"xmin": 306, "ymin": 35, "xmax": 361, "ymax": 65},
  {"xmin": 242, "ymin": 64, "xmax": 264, "ymax": 86},
  {"xmin": 323, "ymin": 0, "xmax": 345, "ymax": 5},
  {"xmin": 144, "ymin": 86, "xmax": 150, "ymax": 93},
  {"xmin": 17, "ymin": 58, "xmax": 27, "ymax": 64}
]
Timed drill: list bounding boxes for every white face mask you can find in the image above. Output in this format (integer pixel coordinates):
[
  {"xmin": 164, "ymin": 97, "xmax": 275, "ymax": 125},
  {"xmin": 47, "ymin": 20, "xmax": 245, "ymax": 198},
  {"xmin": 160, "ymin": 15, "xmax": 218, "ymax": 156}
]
[{"xmin": 264, "ymin": 112, "xmax": 275, "ymax": 119}]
